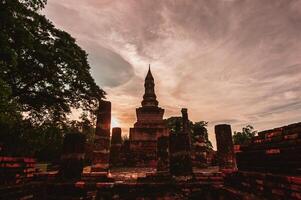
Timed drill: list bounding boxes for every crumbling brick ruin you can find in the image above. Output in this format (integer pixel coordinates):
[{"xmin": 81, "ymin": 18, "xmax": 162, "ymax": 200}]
[
  {"xmin": 109, "ymin": 127, "xmax": 122, "ymax": 167},
  {"xmin": 169, "ymin": 108, "xmax": 193, "ymax": 176},
  {"xmin": 128, "ymin": 66, "xmax": 169, "ymax": 167},
  {"xmin": 1, "ymin": 67, "xmax": 301, "ymax": 200},
  {"xmin": 225, "ymin": 122, "xmax": 301, "ymax": 199},
  {"xmin": 215, "ymin": 124, "xmax": 236, "ymax": 170},
  {"xmin": 0, "ymin": 157, "xmax": 35, "ymax": 185},
  {"xmin": 192, "ymin": 126, "xmax": 211, "ymax": 168},
  {"xmin": 59, "ymin": 133, "xmax": 86, "ymax": 179},
  {"xmin": 236, "ymin": 122, "xmax": 301, "ymax": 174},
  {"xmin": 91, "ymin": 100, "xmax": 111, "ymax": 172}
]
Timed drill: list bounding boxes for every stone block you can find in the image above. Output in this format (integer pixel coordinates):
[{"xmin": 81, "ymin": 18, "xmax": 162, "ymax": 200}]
[
  {"xmin": 215, "ymin": 124, "xmax": 236, "ymax": 169},
  {"xmin": 157, "ymin": 136, "xmax": 169, "ymax": 173},
  {"xmin": 92, "ymin": 100, "xmax": 111, "ymax": 172},
  {"xmin": 59, "ymin": 133, "xmax": 85, "ymax": 179}
]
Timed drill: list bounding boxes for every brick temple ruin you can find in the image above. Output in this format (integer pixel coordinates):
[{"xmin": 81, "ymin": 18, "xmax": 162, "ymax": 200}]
[
  {"xmin": 91, "ymin": 100, "xmax": 111, "ymax": 173},
  {"xmin": 1, "ymin": 66, "xmax": 301, "ymax": 199},
  {"xmin": 129, "ymin": 66, "xmax": 169, "ymax": 167}
]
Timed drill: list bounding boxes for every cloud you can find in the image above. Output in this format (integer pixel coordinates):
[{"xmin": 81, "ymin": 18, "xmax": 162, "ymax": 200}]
[
  {"xmin": 85, "ymin": 42, "xmax": 135, "ymax": 87},
  {"xmin": 44, "ymin": 0, "xmax": 301, "ymax": 148},
  {"xmin": 43, "ymin": 1, "xmax": 135, "ymax": 88}
]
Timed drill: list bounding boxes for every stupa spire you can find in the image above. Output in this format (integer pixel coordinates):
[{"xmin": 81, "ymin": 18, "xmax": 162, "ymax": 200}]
[{"xmin": 141, "ymin": 64, "xmax": 158, "ymax": 107}]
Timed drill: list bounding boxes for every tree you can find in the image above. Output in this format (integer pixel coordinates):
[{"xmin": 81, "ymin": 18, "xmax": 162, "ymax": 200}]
[
  {"xmin": 0, "ymin": 0, "xmax": 105, "ymax": 123},
  {"xmin": 68, "ymin": 112, "xmax": 96, "ymax": 145},
  {"xmin": 165, "ymin": 117, "xmax": 185, "ymax": 135},
  {"xmin": 233, "ymin": 125, "xmax": 257, "ymax": 145},
  {"xmin": 192, "ymin": 121, "xmax": 213, "ymax": 149},
  {"xmin": 0, "ymin": 0, "xmax": 105, "ymax": 160},
  {"xmin": 165, "ymin": 117, "xmax": 213, "ymax": 149},
  {"xmin": 0, "ymin": 78, "xmax": 24, "ymax": 155}
]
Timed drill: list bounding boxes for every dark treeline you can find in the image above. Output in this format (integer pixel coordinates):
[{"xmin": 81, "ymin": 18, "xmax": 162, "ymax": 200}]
[
  {"xmin": 0, "ymin": 0, "xmax": 104, "ymax": 162},
  {"xmin": 165, "ymin": 117, "xmax": 213, "ymax": 149},
  {"xmin": 233, "ymin": 125, "xmax": 257, "ymax": 145}
]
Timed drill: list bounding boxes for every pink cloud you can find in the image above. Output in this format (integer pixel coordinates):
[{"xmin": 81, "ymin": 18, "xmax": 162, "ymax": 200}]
[{"xmin": 43, "ymin": 0, "xmax": 301, "ymax": 148}]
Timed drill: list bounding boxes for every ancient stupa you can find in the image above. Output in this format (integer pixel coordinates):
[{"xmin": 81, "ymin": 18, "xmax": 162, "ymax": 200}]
[{"xmin": 129, "ymin": 65, "xmax": 169, "ymax": 167}]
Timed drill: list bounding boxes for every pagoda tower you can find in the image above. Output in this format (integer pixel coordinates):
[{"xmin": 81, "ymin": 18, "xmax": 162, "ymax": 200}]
[{"xmin": 129, "ymin": 65, "xmax": 169, "ymax": 167}]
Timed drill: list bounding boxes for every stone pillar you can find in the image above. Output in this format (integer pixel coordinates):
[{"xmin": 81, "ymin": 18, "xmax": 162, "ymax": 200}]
[
  {"xmin": 182, "ymin": 109, "xmax": 189, "ymax": 133},
  {"xmin": 193, "ymin": 128, "xmax": 208, "ymax": 167},
  {"xmin": 120, "ymin": 140, "xmax": 131, "ymax": 166},
  {"xmin": 109, "ymin": 127, "xmax": 122, "ymax": 167},
  {"xmin": 91, "ymin": 100, "xmax": 111, "ymax": 172},
  {"xmin": 111, "ymin": 127, "xmax": 122, "ymax": 144},
  {"xmin": 59, "ymin": 133, "xmax": 86, "ymax": 179},
  {"xmin": 169, "ymin": 108, "xmax": 193, "ymax": 176},
  {"xmin": 182, "ymin": 108, "xmax": 192, "ymax": 150},
  {"xmin": 157, "ymin": 134, "xmax": 170, "ymax": 173},
  {"xmin": 215, "ymin": 124, "xmax": 236, "ymax": 169}
]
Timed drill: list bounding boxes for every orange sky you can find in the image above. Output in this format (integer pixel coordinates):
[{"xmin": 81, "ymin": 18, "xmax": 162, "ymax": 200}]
[{"xmin": 43, "ymin": 0, "xmax": 301, "ymax": 148}]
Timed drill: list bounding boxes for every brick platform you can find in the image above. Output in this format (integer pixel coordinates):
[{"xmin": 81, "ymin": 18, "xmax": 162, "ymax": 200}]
[
  {"xmin": 237, "ymin": 122, "xmax": 301, "ymax": 174},
  {"xmin": 0, "ymin": 156, "xmax": 35, "ymax": 185},
  {"xmin": 225, "ymin": 171, "xmax": 301, "ymax": 200}
]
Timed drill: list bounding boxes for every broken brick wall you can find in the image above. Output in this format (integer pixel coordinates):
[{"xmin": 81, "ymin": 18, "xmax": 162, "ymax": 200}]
[
  {"xmin": 236, "ymin": 122, "xmax": 301, "ymax": 174},
  {"xmin": 225, "ymin": 122, "xmax": 301, "ymax": 200}
]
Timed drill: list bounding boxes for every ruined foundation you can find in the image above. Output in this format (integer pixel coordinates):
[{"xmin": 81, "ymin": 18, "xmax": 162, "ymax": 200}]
[
  {"xmin": 1, "ymin": 68, "xmax": 301, "ymax": 199},
  {"xmin": 91, "ymin": 100, "xmax": 111, "ymax": 172},
  {"xmin": 59, "ymin": 133, "xmax": 86, "ymax": 179},
  {"xmin": 215, "ymin": 124, "xmax": 236, "ymax": 170},
  {"xmin": 110, "ymin": 127, "xmax": 122, "ymax": 167},
  {"xmin": 129, "ymin": 67, "xmax": 169, "ymax": 167},
  {"xmin": 169, "ymin": 109, "xmax": 193, "ymax": 176}
]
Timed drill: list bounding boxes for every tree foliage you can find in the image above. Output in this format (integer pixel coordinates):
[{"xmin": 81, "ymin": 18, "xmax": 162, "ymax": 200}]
[
  {"xmin": 192, "ymin": 121, "xmax": 212, "ymax": 148},
  {"xmin": 0, "ymin": 0, "xmax": 105, "ymax": 123},
  {"xmin": 233, "ymin": 125, "xmax": 257, "ymax": 145},
  {"xmin": 19, "ymin": 0, "xmax": 47, "ymax": 10},
  {"xmin": 165, "ymin": 117, "xmax": 213, "ymax": 149},
  {"xmin": 0, "ymin": 0, "xmax": 104, "ymax": 160}
]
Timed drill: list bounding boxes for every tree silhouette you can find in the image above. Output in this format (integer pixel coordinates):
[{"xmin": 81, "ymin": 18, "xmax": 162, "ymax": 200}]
[
  {"xmin": 233, "ymin": 125, "xmax": 257, "ymax": 145},
  {"xmin": 165, "ymin": 117, "xmax": 212, "ymax": 149},
  {"xmin": 0, "ymin": 0, "xmax": 105, "ymax": 123},
  {"xmin": 0, "ymin": 0, "xmax": 105, "ymax": 160}
]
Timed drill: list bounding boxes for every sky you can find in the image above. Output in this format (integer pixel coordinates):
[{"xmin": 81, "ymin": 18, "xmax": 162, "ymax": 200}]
[{"xmin": 43, "ymin": 0, "xmax": 301, "ymax": 148}]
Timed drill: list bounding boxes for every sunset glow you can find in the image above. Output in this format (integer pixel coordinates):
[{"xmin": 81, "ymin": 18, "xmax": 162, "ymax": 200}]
[
  {"xmin": 111, "ymin": 116, "xmax": 120, "ymax": 129},
  {"xmin": 2, "ymin": 1, "xmax": 301, "ymax": 199},
  {"xmin": 43, "ymin": 0, "xmax": 301, "ymax": 148}
]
